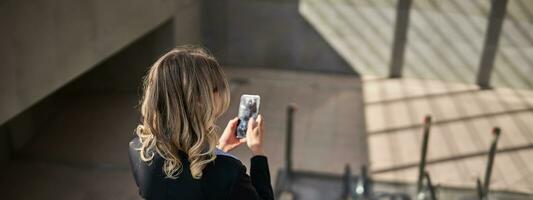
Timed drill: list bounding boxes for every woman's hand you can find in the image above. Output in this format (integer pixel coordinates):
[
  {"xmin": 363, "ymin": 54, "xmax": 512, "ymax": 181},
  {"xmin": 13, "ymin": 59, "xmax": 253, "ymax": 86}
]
[
  {"xmin": 218, "ymin": 117, "xmax": 246, "ymax": 152},
  {"xmin": 246, "ymin": 115, "xmax": 265, "ymax": 156}
]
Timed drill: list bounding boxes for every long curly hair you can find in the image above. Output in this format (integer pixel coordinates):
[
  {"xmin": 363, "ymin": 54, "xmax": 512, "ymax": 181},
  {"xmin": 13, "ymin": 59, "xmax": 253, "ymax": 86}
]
[{"xmin": 135, "ymin": 46, "xmax": 230, "ymax": 179}]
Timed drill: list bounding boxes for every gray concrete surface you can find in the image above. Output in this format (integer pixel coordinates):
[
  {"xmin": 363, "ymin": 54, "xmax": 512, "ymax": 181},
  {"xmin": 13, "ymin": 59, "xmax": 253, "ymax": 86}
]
[
  {"xmin": 203, "ymin": 0, "xmax": 355, "ymax": 75},
  {"xmin": 222, "ymin": 67, "xmax": 368, "ymax": 176},
  {"xmin": 301, "ymin": 0, "xmax": 533, "ymax": 89},
  {"xmin": 0, "ymin": 0, "xmax": 201, "ymax": 126},
  {"xmin": 0, "ymin": 0, "xmax": 358, "ymax": 166},
  {"xmin": 0, "ymin": 0, "xmax": 202, "ymax": 164},
  {"xmin": 0, "ymin": 15, "xmax": 181, "ymax": 165},
  {"xmin": 300, "ymin": 0, "xmax": 533, "ymax": 193},
  {"xmin": 0, "ymin": 67, "xmax": 367, "ymax": 199},
  {"xmin": 0, "ymin": 94, "xmax": 140, "ymax": 200}
]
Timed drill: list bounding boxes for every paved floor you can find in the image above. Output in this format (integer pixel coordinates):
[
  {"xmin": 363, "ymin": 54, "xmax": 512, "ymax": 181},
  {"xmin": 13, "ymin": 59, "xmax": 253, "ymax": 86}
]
[
  {"xmin": 301, "ymin": 0, "xmax": 533, "ymax": 194},
  {"xmin": 0, "ymin": 67, "xmax": 367, "ymax": 199},
  {"xmin": 363, "ymin": 76, "xmax": 533, "ymax": 194},
  {"xmin": 301, "ymin": 0, "xmax": 533, "ymax": 89},
  {"xmin": 0, "ymin": 94, "xmax": 140, "ymax": 200},
  {"xmin": 222, "ymin": 67, "xmax": 368, "ymax": 176}
]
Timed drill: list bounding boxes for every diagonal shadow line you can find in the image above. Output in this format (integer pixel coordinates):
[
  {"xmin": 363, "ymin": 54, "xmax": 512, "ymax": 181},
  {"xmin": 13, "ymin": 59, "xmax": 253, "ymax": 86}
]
[
  {"xmin": 367, "ymin": 0, "xmax": 474, "ymax": 82},
  {"xmin": 371, "ymin": 143, "xmax": 533, "ymax": 174},
  {"xmin": 394, "ymin": 79, "xmax": 421, "ymax": 145},
  {"xmin": 405, "ymin": 2, "xmax": 476, "ymax": 81},
  {"xmin": 342, "ymin": 0, "xmax": 394, "ymax": 44},
  {"xmin": 471, "ymin": 93, "xmax": 533, "ymax": 187},
  {"xmin": 303, "ymin": 0, "xmax": 377, "ymax": 74},
  {"xmin": 462, "ymin": 79, "xmax": 533, "ymax": 185},
  {"xmin": 376, "ymin": 68, "xmax": 403, "ymax": 171},
  {"xmin": 432, "ymin": 0, "xmax": 484, "ymax": 53},
  {"xmin": 395, "ymin": 0, "xmax": 533, "ymax": 162},
  {"xmin": 366, "ymin": 88, "xmax": 479, "ymax": 105},
  {"xmin": 497, "ymin": 0, "xmax": 533, "ymax": 66},
  {"xmin": 467, "ymin": 0, "xmax": 533, "ymax": 89},
  {"xmin": 321, "ymin": 0, "xmax": 389, "ymax": 71},
  {"xmin": 342, "ymin": 0, "xmax": 406, "ymax": 77},
  {"xmin": 367, "ymin": 0, "xmax": 479, "ymax": 178},
  {"xmin": 400, "ymin": 1, "xmax": 519, "ymax": 180},
  {"xmin": 401, "ymin": 38, "xmax": 507, "ymax": 184},
  {"xmin": 410, "ymin": 1, "xmax": 478, "ymax": 75},
  {"xmin": 360, "ymin": 0, "xmax": 446, "ymax": 170},
  {"xmin": 411, "ymin": 0, "xmax": 533, "ymax": 94},
  {"xmin": 339, "ymin": 0, "xmax": 397, "ymax": 76},
  {"xmin": 514, "ymin": 0, "xmax": 533, "ymax": 45},
  {"xmin": 463, "ymin": 62, "xmax": 533, "ymax": 186},
  {"xmin": 366, "ymin": 0, "xmax": 471, "ymax": 83},
  {"xmin": 365, "ymin": 0, "xmax": 531, "ymax": 183},
  {"xmin": 305, "ymin": 0, "xmax": 379, "ymax": 69},
  {"xmin": 430, "ymin": 0, "xmax": 484, "ymax": 64},
  {"xmin": 369, "ymin": 107, "xmax": 533, "ymax": 135},
  {"xmin": 342, "ymin": 0, "xmax": 528, "ymax": 181},
  {"xmin": 462, "ymin": 1, "xmax": 533, "ymax": 183},
  {"xmin": 456, "ymin": 0, "xmax": 533, "ymax": 140},
  {"xmin": 402, "ymin": 10, "xmax": 516, "ymax": 182},
  {"xmin": 337, "ymin": 0, "xmax": 416, "ymax": 167},
  {"xmin": 368, "ymin": 0, "xmax": 477, "ymax": 173}
]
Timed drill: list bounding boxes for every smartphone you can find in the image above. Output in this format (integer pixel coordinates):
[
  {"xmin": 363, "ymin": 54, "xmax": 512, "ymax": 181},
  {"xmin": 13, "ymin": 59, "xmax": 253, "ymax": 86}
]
[{"xmin": 236, "ymin": 94, "xmax": 261, "ymax": 138}]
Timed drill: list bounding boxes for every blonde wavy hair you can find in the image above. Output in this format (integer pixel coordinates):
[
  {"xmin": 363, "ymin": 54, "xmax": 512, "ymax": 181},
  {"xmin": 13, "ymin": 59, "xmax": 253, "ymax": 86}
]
[{"xmin": 135, "ymin": 46, "xmax": 230, "ymax": 179}]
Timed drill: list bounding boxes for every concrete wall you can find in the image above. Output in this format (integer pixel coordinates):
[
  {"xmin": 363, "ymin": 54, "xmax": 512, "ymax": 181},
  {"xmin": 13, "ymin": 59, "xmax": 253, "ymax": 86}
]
[
  {"xmin": 0, "ymin": 0, "xmax": 202, "ymax": 126},
  {"xmin": 68, "ymin": 19, "xmax": 176, "ymax": 93},
  {"xmin": 0, "ymin": 87, "xmax": 69, "ymax": 165},
  {"xmin": 202, "ymin": 0, "xmax": 355, "ymax": 75},
  {"xmin": 0, "ymin": 0, "xmax": 354, "ymax": 165},
  {"xmin": 0, "ymin": 0, "xmax": 203, "ymax": 164}
]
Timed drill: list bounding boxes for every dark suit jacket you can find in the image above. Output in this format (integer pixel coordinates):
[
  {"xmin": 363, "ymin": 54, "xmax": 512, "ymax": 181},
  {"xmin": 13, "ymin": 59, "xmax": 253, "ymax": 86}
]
[{"xmin": 128, "ymin": 137, "xmax": 274, "ymax": 200}]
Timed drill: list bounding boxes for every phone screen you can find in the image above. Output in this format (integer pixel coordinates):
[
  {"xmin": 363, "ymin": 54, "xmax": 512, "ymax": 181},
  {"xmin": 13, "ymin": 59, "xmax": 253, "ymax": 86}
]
[{"xmin": 236, "ymin": 94, "xmax": 260, "ymax": 138}]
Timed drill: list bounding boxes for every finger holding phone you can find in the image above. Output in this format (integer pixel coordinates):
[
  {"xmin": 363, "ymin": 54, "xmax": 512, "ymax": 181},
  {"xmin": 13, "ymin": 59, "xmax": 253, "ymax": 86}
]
[
  {"xmin": 218, "ymin": 94, "xmax": 264, "ymax": 155},
  {"xmin": 245, "ymin": 114, "xmax": 264, "ymax": 156}
]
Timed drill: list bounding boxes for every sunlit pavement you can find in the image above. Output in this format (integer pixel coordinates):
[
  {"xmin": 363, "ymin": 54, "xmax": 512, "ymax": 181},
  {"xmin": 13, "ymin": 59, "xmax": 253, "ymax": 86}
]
[{"xmin": 364, "ymin": 75, "xmax": 533, "ymax": 193}]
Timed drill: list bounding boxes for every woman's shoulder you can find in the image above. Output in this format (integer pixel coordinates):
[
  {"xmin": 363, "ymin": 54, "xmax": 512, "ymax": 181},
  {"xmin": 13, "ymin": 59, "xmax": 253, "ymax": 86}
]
[
  {"xmin": 201, "ymin": 149, "xmax": 246, "ymax": 198},
  {"xmin": 204, "ymin": 149, "xmax": 246, "ymax": 181},
  {"xmin": 207, "ymin": 149, "xmax": 245, "ymax": 172},
  {"xmin": 215, "ymin": 148, "xmax": 240, "ymax": 162}
]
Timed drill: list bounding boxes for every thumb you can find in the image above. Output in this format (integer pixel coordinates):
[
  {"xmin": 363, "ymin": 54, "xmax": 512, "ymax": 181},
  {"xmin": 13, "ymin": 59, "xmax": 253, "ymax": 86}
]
[
  {"xmin": 229, "ymin": 117, "xmax": 239, "ymax": 127},
  {"xmin": 247, "ymin": 117, "xmax": 256, "ymax": 130}
]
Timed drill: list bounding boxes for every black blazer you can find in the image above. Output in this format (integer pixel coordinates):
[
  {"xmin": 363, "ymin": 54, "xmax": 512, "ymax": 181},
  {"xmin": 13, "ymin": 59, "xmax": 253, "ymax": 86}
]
[{"xmin": 128, "ymin": 137, "xmax": 274, "ymax": 200}]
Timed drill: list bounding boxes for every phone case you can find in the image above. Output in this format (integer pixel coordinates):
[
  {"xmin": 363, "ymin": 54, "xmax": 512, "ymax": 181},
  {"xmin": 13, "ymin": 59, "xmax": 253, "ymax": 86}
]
[{"xmin": 236, "ymin": 94, "xmax": 260, "ymax": 138}]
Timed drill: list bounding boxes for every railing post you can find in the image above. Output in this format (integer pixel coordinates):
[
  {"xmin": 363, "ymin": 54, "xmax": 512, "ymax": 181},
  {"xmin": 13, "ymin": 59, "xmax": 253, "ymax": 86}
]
[
  {"xmin": 285, "ymin": 104, "xmax": 297, "ymax": 176},
  {"xmin": 417, "ymin": 115, "xmax": 432, "ymax": 193},
  {"xmin": 476, "ymin": 0, "xmax": 509, "ymax": 89},
  {"xmin": 275, "ymin": 104, "xmax": 298, "ymax": 199},
  {"xmin": 356, "ymin": 165, "xmax": 371, "ymax": 199},
  {"xmin": 389, "ymin": 0, "xmax": 413, "ymax": 78},
  {"xmin": 483, "ymin": 127, "xmax": 501, "ymax": 197},
  {"xmin": 476, "ymin": 178, "xmax": 483, "ymax": 200},
  {"xmin": 341, "ymin": 164, "xmax": 353, "ymax": 199},
  {"xmin": 424, "ymin": 171, "xmax": 437, "ymax": 200}
]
